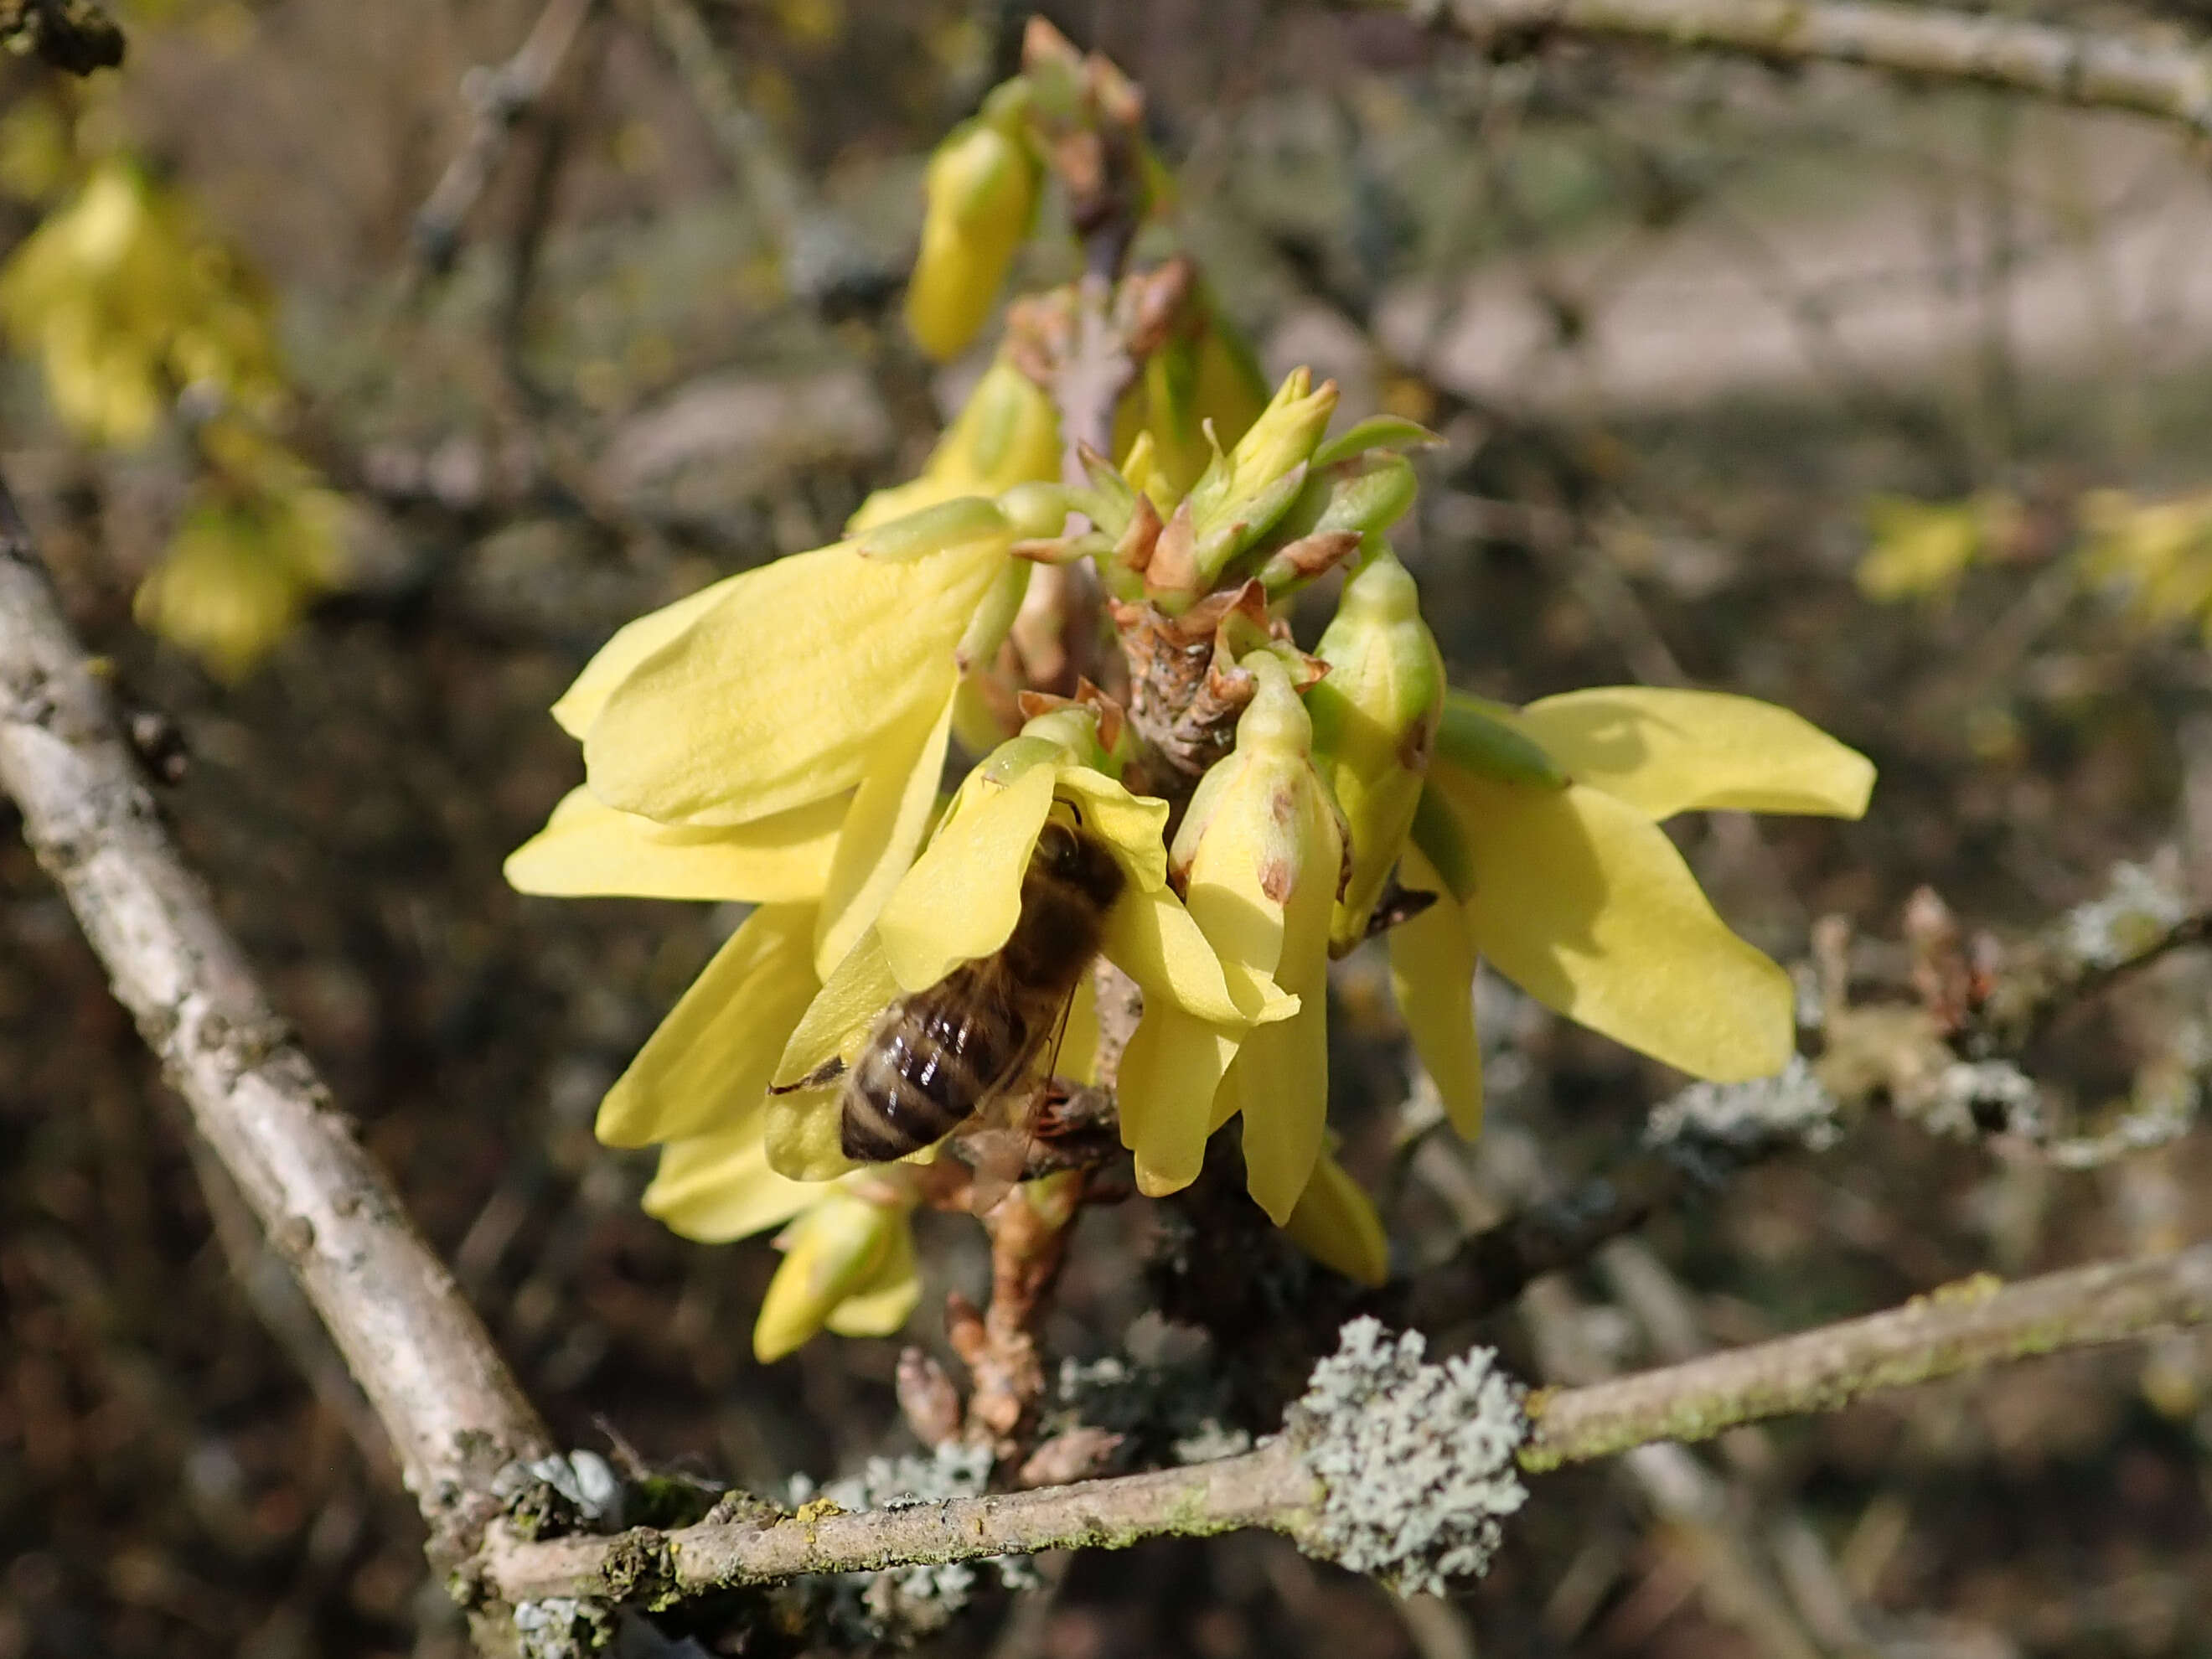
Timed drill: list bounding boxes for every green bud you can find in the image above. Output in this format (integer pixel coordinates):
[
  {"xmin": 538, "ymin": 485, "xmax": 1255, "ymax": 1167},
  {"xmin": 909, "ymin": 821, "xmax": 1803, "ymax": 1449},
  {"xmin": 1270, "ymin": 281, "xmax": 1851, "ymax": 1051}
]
[{"xmin": 1307, "ymin": 546, "xmax": 1446, "ymax": 953}]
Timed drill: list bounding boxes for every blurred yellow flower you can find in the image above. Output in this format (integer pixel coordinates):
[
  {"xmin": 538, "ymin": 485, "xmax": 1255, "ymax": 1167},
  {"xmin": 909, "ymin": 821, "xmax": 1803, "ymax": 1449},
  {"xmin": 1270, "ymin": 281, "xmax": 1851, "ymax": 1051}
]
[
  {"xmin": 0, "ymin": 159, "xmax": 282, "ymax": 448},
  {"xmin": 904, "ymin": 101, "xmax": 1040, "ymax": 362}
]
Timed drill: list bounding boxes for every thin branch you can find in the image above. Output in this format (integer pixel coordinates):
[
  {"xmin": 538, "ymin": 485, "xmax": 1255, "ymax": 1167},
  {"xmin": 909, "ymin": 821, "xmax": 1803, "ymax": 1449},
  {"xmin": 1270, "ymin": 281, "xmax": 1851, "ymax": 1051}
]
[
  {"xmin": 483, "ymin": 1239, "xmax": 2212, "ymax": 1600},
  {"xmin": 1520, "ymin": 1239, "xmax": 2212, "ymax": 1470},
  {"xmin": 1391, "ymin": 0, "xmax": 2212, "ymax": 139},
  {"xmin": 411, "ymin": 0, "xmax": 600, "ymax": 276},
  {"xmin": 0, "ymin": 479, "xmax": 552, "ymax": 1591}
]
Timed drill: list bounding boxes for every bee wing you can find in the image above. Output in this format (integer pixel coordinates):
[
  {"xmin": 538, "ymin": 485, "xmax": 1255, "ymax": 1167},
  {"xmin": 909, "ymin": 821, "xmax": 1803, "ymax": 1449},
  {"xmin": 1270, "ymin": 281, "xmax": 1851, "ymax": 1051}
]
[{"xmin": 954, "ymin": 979, "xmax": 1088, "ymax": 1216}]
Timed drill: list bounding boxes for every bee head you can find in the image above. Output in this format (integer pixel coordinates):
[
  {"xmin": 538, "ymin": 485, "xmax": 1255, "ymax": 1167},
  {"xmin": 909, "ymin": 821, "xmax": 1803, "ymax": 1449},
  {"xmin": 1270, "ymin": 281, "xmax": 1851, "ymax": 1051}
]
[{"xmin": 1031, "ymin": 816, "xmax": 1125, "ymax": 910}]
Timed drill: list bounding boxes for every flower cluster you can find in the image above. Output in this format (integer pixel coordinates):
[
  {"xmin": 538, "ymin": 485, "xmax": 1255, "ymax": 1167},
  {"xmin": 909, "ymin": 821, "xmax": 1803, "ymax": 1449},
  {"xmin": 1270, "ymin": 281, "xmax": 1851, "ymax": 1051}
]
[{"xmin": 506, "ymin": 31, "xmax": 1873, "ymax": 1363}]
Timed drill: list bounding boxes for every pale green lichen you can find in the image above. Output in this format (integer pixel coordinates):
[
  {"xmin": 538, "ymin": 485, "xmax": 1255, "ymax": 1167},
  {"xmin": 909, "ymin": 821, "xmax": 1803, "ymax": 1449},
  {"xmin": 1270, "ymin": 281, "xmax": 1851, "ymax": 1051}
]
[{"xmin": 1289, "ymin": 1318, "xmax": 1528, "ymax": 1597}]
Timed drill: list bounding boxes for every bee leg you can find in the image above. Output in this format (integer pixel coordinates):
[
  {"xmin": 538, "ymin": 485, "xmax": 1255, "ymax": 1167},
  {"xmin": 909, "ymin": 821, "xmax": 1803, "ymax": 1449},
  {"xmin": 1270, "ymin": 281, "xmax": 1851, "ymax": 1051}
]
[{"xmin": 768, "ymin": 1056, "xmax": 847, "ymax": 1094}]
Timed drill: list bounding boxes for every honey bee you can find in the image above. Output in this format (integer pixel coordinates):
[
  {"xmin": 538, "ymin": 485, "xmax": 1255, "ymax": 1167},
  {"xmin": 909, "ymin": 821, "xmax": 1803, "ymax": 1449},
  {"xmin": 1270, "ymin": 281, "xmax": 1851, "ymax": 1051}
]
[{"xmin": 777, "ymin": 818, "xmax": 1124, "ymax": 1174}]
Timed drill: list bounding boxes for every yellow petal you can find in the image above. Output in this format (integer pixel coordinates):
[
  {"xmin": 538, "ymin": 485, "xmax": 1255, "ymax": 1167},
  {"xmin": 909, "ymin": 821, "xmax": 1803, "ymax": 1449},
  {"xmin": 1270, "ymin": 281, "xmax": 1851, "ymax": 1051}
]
[
  {"xmin": 504, "ymin": 787, "xmax": 845, "ymax": 903},
  {"xmin": 752, "ymin": 1193, "xmax": 897, "ymax": 1362},
  {"xmin": 1119, "ymin": 1001, "xmax": 1240, "ymax": 1197},
  {"xmin": 814, "ymin": 693, "xmax": 958, "ymax": 980},
  {"xmin": 767, "ymin": 932, "xmax": 902, "ymax": 1181},
  {"xmin": 1098, "ymin": 884, "xmax": 1248, "ymax": 1025},
  {"xmin": 643, "ymin": 1118, "xmax": 819, "ymax": 1242},
  {"xmin": 875, "ymin": 762, "xmax": 1057, "ymax": 991},
  {"xmin": 1514, "ymin": 687, "xmax": 1874, "ymax": 821},
  {"xmin": 1388, "ymin": 845, "xmax": 1485, "ymax": 1139},
  {"xmin": 1053, "ymin": 767, "xmax": 1171, "ymax": 891},
  {"xmin": 596, "ymin": 903, "xmax": 821, "ymax": 1149},
  {"xmin": 823, "ymin": 1223, "xmax": 922, "ymax": 1336},
  {"xmin": 583, "ymin": 537, "xmax": 1005, "ymax": 826},
  {"xmin": 551, "ymin": 573, "xmax": 743, "ymax": 739},
  {"xmin": 1231, "ymin": 792, "xmax": 1338, "ymax": 1224},
  {"xmin": 1444, "ymin": 773, "xmax": 1794, "ymax": 1081},
  {"xmin": 1282, "ymin": 1155, "xmax": 1389, "ymax": 1287}
]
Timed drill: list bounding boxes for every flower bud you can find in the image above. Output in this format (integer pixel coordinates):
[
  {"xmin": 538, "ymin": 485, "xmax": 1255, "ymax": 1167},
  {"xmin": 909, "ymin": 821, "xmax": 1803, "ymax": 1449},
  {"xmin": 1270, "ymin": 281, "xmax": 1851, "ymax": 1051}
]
[
  {"xmin": 752, "ymin": 1183, "xmax": 915, "ymax": 1362},
  {"xmin": 1307, "ymin": 545, "xmax": 1445, "ymax": 954},
  {"xmin": 904, "ymin": 112, "xmax": 1041, "ymax": 362},
  {"xmin": 1171, "ymin": 654, "xmax": 1346, "ymax": 1222},
  {"xmin": 1144, "ymin": 369, "xmax": 1338, "ymax": 609}
]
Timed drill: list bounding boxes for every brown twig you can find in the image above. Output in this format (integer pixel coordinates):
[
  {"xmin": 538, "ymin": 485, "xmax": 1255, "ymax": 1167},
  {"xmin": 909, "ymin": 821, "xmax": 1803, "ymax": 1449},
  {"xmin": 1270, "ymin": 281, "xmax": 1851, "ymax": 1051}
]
[
  {"xmin": 0, "ymin": 478, "xmax": 552, "ymax": 1640},
  {"xmin": 1391, "ymin": 0, "xmax": 2212, "ymax": 138},
  {"xmin": 411, "ymin": 0, "xmax": 601, "ymax": 277},
  {"xmin": 483, "ymin": 1239, "xmax": 2212, "ymax": 1599}
]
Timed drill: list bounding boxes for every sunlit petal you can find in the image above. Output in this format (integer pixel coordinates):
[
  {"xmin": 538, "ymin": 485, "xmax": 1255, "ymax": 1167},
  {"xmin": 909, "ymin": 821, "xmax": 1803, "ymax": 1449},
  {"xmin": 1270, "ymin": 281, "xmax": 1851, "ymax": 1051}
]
[
  {"xmin": 584, "ymin": 537, "xmax": 1005, "ymax": 827},
  {"xmin": 504, "ymin": 787, "xmax": 844, "ymax": 903},
  {"xmin": 814, "ymin": 693, "xmax": 958, "ymax": 980},
  {"xmin": 1515, "ymin": 687, "xmax": 1875, "ymax": 821},
  {"xmin": 1098, "ymin": 884, "xmax": 1248, "ymax": 1024},
  {"xmin": 642, "ymin": 1118, "xmax": 818, "ymax": 1242},
  {"xmin": 1119, "ymin": 1001, "xmax": 1239, "ymax": 1197},
  {"xmin": 876, "ymin": 762, "xmax": 1057, "ymax": 990},
  {"xmin": 595, "ymin": 903, "xmax": 819, "ymax": 1149},
  {"xmin": 1445, "ymin": 773, "xmax": 1795, "ymax": 1081},
  {"xmin": 1054, "ymin": 766, "xmax": 1171, "ymax": 891},
  {"xmin": 550, "ymin": 573, "xmax": 743, "ymax": 739}
]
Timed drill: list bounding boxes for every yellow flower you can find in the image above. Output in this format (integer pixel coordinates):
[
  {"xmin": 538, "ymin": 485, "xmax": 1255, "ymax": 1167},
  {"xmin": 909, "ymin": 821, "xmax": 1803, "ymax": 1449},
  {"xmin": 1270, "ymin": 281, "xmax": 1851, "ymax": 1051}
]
[
  {"xmin": 847, "ymin": 356, "xmax": 1062, "ymax": 534},
  {"xmin": 0, "ymin": 159, "xmax": 282, "ymax": 448},
  {"xmin": 765, "ymin": 706, "xmax": 1281, "ymax": 1182},
  {"xmin": 1397, "ymin": 687, "xmax": 1875, "ymax": 1136},
  {"xmin": 1160, "ymin": 654, "xmax": 1343, "ymax": 1222},
  {"xmin": 903, "ymin": 100, "xmax": 1041, "ymax": 363},
  {"xmin": 573, "ymin": 506, "xmax": 1028, "ymax": 979},
  {"xmin": 642, "ymin": 1104, "xmax": 921, "ymax": 1362},
  {"xmin": 1281, "ymin": 1147, "xmax": 1388, "ymax": 1286}
]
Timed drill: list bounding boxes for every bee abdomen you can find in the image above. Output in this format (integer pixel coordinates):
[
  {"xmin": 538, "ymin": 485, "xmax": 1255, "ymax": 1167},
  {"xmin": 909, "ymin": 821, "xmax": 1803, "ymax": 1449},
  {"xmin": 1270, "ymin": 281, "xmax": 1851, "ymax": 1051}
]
[{"xmin": 839, "ymin": 993, "xmax": 1028, "ymax": 1162}]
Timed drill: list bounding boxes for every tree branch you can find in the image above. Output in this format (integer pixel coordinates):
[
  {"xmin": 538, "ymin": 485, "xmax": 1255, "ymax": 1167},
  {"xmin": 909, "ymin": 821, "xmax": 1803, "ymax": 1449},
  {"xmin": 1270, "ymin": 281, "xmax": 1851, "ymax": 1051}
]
[
  {"xmin": 411, "ymin": 0, "xmax": 600, "ymax": 276},
  {"xmin": 1519, "ymin": 1240, "xmax": 2212, "ymax": 1469},
  {"xmin": 0, "ymin": 479, "xmax": 552, "ymax": 1598},
  {"xmin": 1391, "ymin": 0, "xmax": 2212, "ymax": 138},
  {"xmin": 483, "ymin": 1238, "xmax": 2212, "ymax": 1600}
]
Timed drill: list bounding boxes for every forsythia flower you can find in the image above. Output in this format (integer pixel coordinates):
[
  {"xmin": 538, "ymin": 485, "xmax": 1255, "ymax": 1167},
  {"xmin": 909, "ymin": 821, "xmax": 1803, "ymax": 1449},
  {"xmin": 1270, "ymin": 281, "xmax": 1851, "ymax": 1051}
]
[
  {"xmin": 1283, "ymin": 1145, "xmax": 1388, "ymax": 1287},
  {"xmin": 574, "ymin": 500, "xmax": 1031, "ymax": 979},
  {"xmin": 1111, "ymin": 287, "xmax": 1271, "ymax": 503},
  {"xmin": 765, "ymin": 705, "xmax": 1284, "ymax": 1180},
  {"xmin": 1153, "ymin": 654, "xmax": 1344, "ymax": 1222},
  {"xmin": 643, "ymin": 1102, "xmax": 921, "ymax": 1362},
  {"xmin": 846, "ymin": 355, "xmax": 1062, "ymax": 533},
  {"xmin": 1397, "ymin": 688, "xmax": 1876, "ymax": 1136}
]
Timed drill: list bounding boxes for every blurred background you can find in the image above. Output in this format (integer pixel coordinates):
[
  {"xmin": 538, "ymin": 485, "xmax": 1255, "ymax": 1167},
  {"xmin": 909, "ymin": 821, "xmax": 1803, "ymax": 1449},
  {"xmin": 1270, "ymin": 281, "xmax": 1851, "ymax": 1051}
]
[{"xmin": 5, "ymin": 1, "xmax": 2212, "ymax": 1654}]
